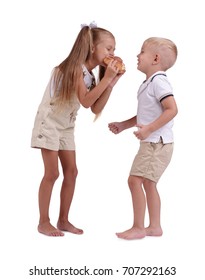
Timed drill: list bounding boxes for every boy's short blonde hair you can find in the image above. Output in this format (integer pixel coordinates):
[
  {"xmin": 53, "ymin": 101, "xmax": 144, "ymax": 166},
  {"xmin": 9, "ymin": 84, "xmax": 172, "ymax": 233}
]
[{"xmin": 144, "ymin": 37, "xmax": 178, "ymax": 70}]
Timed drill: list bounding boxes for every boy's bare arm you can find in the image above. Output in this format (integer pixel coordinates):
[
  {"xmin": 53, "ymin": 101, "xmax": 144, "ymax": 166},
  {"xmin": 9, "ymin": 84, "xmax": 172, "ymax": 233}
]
[
  {"xmin": 149, "ymin": 96, "xmax": 178, "ymax": 131},
  {"xmin": 109, "ymin": 116, "xmax": 137, "ymax": 134}
]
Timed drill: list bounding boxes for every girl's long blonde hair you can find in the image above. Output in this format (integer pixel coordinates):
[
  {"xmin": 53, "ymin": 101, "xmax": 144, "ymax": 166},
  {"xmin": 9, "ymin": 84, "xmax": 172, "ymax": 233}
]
[{"xmin": 52, "ymin": 26, "xmax": 114, "ymax": 109}]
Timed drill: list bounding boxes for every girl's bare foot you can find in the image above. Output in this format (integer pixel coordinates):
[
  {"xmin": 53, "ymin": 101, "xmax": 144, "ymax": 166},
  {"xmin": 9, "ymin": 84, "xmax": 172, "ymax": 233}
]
[
  {"xmin": 57, "ymin": 221, "xmax": 83, "ymax": 235},
  {"xmin": 38, "ymin": 222, "xmax": 64, "ymax": 237},
  {"xmin": 116, "ymin": 227, "xmax": 146, "ymax": 240},
  {"xmin": 145, "ymin": 226, "xmax": 163, "ymax": 236}
]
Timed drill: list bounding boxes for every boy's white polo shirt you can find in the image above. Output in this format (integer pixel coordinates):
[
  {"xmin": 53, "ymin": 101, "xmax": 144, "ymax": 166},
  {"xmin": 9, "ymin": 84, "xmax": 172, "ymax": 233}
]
[{"xmin": 137, "ymin": 71, "xmax": 174, "ymax": 144}]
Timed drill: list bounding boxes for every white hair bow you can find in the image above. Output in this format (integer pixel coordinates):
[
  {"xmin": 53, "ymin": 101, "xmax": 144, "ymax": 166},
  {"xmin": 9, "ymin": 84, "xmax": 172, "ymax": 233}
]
[{"xmin": 81, "ymin": 21, "xmax": 97, "ymax": 29}]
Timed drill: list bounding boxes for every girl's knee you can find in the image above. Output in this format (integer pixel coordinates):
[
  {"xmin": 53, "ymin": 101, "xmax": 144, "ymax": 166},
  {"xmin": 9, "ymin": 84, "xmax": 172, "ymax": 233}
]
[
  {"xmin": 128, "ymin": 175, "xmax": 143, "ymax": 188},
  {"xmin": 143, "ymin": 179, "xmax": 157, "ymax": 192}
]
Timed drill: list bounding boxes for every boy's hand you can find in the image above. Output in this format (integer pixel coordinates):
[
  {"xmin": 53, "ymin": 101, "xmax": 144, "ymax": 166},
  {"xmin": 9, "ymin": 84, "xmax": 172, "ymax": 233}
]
[
  {"xmin": 133, "ymin": 124, "xmax": 152, "ymax": 140},
  {"xmin": 108, "ymin": 122, "xmax": 124, "ymax": 134}
]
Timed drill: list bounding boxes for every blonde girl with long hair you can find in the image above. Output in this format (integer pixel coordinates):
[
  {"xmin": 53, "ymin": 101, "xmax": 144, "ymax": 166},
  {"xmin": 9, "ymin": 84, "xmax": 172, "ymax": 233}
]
[{"xmin": 31, "ymin": 22, "xmax": 124, "ymax": 236}]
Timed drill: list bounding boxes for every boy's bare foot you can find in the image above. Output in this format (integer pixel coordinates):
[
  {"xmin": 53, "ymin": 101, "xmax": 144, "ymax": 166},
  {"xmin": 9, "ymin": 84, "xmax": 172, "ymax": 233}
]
[
  {"xmin": 116, "ymin": 227, "xmax": 146, "ymax": 240},
  {"xmin": 145, "ymin": 226, "xmax": 163, "ymax": 237},
  {"xmin": 38, "ymin": 222, "xmax": 64, "ymax": 237},
  {"xmin": 57, "ymin": 221, "xmax": 83, "ymax": 235}
]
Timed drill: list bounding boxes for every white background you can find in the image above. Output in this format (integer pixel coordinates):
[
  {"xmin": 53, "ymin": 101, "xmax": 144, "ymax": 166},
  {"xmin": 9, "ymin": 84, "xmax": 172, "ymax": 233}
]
[{"xmin": 1, "ymin": 0, "xmax": 204, "ymax": 279}]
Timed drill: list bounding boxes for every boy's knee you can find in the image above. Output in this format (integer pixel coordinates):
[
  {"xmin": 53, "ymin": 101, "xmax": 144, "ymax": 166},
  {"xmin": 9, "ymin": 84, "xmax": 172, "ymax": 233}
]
[
  {"xmin": 44, "ymin": 170, "xmax": 60, "ymax": 183},
  {"xmin": 64, "ymin": 167, "xmax": 78, "ymax": 181},
  {"xmin": 72, "ymin": 168, "xmax": 78, "ymax": 179}
]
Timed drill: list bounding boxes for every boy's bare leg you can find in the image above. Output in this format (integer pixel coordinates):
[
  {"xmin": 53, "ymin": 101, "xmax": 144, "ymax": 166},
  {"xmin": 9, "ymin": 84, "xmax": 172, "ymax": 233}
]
[
  {"xmin": 38, "ymin": 222, "xmax": 64, "ymax": 237},
  {"xmin": 38, "ymin": 149, "xmax": 64, "ymax": 236},
  {"xmin": 57, "ymin": 150, "xmax": 83, "ymax": 234},
  {"xmin": 116, "ymin": 176, "xmax": 146, "ymax": 240},
  {"xmin": 143, "ymin": 179, "xmax": 163, "ymax": 236}
]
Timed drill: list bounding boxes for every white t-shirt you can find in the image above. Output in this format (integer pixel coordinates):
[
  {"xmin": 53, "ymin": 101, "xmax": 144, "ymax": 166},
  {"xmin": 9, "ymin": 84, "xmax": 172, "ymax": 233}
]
[{"xmin": 137, "ymin": 71, "xmax": 174, "ymax": 143}]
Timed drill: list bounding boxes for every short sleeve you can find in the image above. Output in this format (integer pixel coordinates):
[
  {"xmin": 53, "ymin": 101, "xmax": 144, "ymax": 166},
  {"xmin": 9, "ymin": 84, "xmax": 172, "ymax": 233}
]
[{"xmin": 152, "ymin": 76, "xmax": 173, "ymax": 102}]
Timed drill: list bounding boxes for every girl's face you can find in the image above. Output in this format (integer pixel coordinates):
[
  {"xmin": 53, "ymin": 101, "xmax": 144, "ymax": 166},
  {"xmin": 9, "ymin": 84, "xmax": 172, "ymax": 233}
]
[
  {"xmin": 137, "ymin": 43, "xmax": 156, "ymax": 74},
  {"xmin": 92, "ymin": 35, "xmax": 116, "ymax": 65}
]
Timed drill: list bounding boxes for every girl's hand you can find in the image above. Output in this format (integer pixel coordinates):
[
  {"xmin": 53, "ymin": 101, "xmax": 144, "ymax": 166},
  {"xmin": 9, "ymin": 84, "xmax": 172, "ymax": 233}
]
[
  {"xmin": 104, "ymin": 59, "xmax": 122, "ymax": 81},
  {"xmin": 133, "ymin": 124, "xmax": 152, "ymax": 140}
]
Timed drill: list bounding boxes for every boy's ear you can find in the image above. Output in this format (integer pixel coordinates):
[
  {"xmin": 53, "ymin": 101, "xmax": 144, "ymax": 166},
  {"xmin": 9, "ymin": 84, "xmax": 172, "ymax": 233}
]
[{"xmin": 153, "ymin": 54, "xmax": 159, "ymax": 64}]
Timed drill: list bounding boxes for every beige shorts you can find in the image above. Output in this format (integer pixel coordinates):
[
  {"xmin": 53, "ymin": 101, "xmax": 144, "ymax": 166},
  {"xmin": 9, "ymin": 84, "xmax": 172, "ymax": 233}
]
[
  {"xmin": 130, "ymin": 141, "xmax": 174, "ymax": 183},
  {"xmin": 31, "ymin": 106, "xmax": 77, "ymax": 151}
]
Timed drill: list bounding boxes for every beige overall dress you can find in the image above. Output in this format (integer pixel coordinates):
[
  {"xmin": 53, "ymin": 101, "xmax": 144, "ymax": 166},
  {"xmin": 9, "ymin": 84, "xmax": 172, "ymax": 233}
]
[{"xmin": 31, "ymin": 66, "xmax": 95, "ymax": 151}]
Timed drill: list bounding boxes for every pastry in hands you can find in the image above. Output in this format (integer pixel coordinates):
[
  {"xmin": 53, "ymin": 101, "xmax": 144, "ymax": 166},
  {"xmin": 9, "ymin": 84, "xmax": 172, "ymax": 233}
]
[{"xmin": 103, "ymin": 56, "xmax": 126, "ymax": 73}]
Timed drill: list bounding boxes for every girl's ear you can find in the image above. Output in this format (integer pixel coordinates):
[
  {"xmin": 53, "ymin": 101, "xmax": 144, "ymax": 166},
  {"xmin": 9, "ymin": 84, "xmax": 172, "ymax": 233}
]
[{"xmin": 91, "ymin": 45, "xmax": 95, "ymax": 53}]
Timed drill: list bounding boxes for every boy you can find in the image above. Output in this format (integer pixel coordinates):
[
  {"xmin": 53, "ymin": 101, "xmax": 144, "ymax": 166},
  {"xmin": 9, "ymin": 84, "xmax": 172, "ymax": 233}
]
[{"xmin": 109, "ymin": 37, "xmax": 178, "ymax": 239}]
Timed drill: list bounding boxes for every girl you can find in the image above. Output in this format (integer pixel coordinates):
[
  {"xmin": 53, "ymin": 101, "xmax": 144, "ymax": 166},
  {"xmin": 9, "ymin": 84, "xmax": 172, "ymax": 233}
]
[{"xmin": 31, "ymin": 22, "xmax": 124, "ymax": 236}]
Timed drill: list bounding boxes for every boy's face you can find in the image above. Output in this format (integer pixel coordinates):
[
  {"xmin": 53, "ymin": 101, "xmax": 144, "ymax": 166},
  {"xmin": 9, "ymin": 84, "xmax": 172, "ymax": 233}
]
[{"xmin": 137, "ymin": 43, "xmax": 157, "ymax": 74}]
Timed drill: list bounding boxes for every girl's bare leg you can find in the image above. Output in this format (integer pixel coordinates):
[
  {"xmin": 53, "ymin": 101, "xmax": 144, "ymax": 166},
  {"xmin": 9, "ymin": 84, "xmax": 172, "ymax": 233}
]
[
  {"xmin": 38, "ymin": 149, "xmax": 64, "ymax": 236},
  {"xmin": 57, "ymin": 150, "xmax": 83, "ymax": 234},
  {"xmin": 143, "ymin": 179, "xmax": 163, "ymax": 236},
  {"xmin": 116, "ymin": 175, "xmax": 146, "ymax": 240}
]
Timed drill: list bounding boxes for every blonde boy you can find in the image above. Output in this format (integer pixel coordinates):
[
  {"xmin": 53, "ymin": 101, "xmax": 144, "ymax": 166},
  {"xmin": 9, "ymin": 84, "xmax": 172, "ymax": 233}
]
[{"xmin": 109, "ymin": 37, "xmax": 178, "ymax": 239}]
